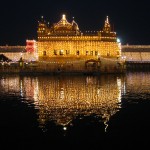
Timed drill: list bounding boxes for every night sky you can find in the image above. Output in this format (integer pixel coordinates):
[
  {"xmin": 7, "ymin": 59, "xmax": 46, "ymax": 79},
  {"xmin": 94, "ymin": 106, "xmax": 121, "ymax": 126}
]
[{"xmin": 0, "ymin": 0, "xmax": 149, "ymax": 45}]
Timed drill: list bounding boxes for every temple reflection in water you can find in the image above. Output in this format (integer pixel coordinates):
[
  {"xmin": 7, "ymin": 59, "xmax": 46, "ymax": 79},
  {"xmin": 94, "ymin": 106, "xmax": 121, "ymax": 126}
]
[{"xmin": 0, "ymin": 74, "xmax": 128, "ymax": 131}]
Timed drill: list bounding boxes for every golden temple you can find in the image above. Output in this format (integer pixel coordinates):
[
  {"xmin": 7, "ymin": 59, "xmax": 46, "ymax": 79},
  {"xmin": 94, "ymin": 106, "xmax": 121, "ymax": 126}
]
[
  {"xmin": 37, "ymin": 14, "xmax": 121, "ymax": 60},
  {"xmin": 36, "ymin": 14, "xmax": 125, "ymax": 73}
]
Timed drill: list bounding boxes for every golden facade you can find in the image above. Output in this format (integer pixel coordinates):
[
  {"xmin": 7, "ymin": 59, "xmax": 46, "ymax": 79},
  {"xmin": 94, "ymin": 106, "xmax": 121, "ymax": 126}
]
[{"xmin": 37, "ymin": 14, "xmax": 121, "ymax": 61}]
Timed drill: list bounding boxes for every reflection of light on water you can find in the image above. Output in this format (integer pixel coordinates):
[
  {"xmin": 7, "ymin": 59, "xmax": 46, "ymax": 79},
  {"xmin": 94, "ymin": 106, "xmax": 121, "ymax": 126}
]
[
  {"xmin": 60, "ymin": 88, "xmax": 64, "ymax": 100},
  {"xmin": 0, "ymin": 76, "xmax": 21, "ymax": 94},
  {"xmin": 34, "ymin": 76, "xmax": 124, "ymax": 131},
  {"xmin": 117, "ymin": 77, "xmax": 121, "ymax": 103},
  {"xmin": 104, "ymin": 121, "xmax": 108, "ymax": 132},
  {"xmin": 20, "ymin": 79, "xmax": 23, "ymax": 97},
  {"xmin": 97, "ymin": 88, "xmax": 100, "ymax": 95},
  {"xmin": 33, "ymin": 78, "xmax": 39, "ymax": 107},
  {"xmin": 0, "ymin": 75, "xmax": 127, "ymax": 132},
  {"xmin": 1, "ymin": 73, "xmax": 150, "ymax": 133},
  {"xmin": 127, "ymin": 72, "xmax": 150, "ymax": 95},
  {"xmin": 63, "ymin": 126, "xmax": 67, "ymax": 131},
  {"xmin": 123, "ymin": 78, "xmax": 126, "ymax": 95}
]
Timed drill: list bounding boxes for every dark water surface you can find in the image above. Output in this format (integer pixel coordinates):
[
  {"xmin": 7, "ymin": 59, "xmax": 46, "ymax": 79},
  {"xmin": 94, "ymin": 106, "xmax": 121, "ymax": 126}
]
[{"xmin": 0, "ymin": 72, "xmax": 150, "ymax": 149}]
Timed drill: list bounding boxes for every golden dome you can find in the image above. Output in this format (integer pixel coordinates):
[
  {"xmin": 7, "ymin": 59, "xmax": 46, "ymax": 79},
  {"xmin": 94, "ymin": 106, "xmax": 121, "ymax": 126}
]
[{"xmin": 54, "ymin": 14, "xmax": 73, "ymax": 31}]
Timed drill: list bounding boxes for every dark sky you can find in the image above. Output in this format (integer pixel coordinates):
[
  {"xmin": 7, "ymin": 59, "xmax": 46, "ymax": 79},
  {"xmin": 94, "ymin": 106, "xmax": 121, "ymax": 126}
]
[{"xmin": 0, "ymin": 0, "xmax": 150, "ymax": 45}]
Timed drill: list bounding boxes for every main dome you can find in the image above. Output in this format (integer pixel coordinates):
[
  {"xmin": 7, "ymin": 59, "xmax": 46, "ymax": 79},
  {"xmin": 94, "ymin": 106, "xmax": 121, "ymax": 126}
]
[
  {"xmin": 54, "ymin": 14, "xmax": 73, "ymax": 31},
  {"xmin": 50, "ymin": 14, "xmax": 80, "ymax": 35}
]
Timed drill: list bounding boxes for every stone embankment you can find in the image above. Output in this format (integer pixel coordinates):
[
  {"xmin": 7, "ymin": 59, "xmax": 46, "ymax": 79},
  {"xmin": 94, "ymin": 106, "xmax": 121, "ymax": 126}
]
[{"xmin": 0, "ymin": 57, "xmax": 126, "ymax": 75}]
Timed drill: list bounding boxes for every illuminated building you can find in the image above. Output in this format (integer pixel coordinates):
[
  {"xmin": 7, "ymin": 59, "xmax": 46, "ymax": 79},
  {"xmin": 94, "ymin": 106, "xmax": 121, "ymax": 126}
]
[
  {"xmin": 122, "ymin": 45, "xmax": 150, "ymax": 61},
  {"xmin": 37, "ymin": 14, "xmax": 121, "ymax": 61},
  {"xmin": 26, "ymin": 40, "xmax": 37, "ymax": 53},
  {"xmin": 0, "ymin": 40, "xmax": 37, "ymax": 62}
]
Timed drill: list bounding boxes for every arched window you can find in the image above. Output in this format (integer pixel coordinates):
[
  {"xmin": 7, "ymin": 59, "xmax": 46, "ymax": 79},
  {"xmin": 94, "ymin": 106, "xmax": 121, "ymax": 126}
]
[
  {"xmin": 60, "ymin": 50, "xmax": 63, "ymax": 55},
  {"xmin": 90, "ymin": 51, "xmax": 93, "ymax": 56},
  {"xmin": 95, "ymin": 51, "xmax": 98, "ymax": 56},
  {"xmin": 54, "ymin": 50, "xmax": 57, "ymax": 55},
  {"xmin": 43, "ymin": 51, "xmax": 46, "ymax": 56},
  {"xmin": 86, "ymin": 51, "xmax": 88, "ymax": 55},
  {"xmin": 66, "ymin": 50, "xmax": 70, "ymax": 55},
  {"xmin": 76, "ymin": 50, "xmax": 79, "ymax": 55}
]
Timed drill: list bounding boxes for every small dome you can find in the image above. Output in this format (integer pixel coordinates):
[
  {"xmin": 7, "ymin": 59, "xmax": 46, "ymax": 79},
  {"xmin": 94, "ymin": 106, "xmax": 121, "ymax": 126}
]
[{"xmin": 72, "ymin": 19, "xmax": 79, "ymax": 31}]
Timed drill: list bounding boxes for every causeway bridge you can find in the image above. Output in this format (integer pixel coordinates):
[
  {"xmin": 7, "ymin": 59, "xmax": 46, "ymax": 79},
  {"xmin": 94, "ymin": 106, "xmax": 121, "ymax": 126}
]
[
  {"xmin": 122, "ymin": 45, "xmax": 150, "ymax": 70},
  {"xmin": 0, "ymin": 46, "xmax": 37, "ymax": 61}
]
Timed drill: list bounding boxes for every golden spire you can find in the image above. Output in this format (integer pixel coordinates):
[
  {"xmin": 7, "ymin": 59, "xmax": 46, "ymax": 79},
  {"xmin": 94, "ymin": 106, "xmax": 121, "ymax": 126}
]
[
  {"xmin": 106, "ymin": 16, "xmax": 109, "ymax": 24},
  {"xmin": 62, "ymin": 14, "xmax": 66, "ymax": 20},
  {"xmin": 103, "ymin": 16, "xmax": 111, "ymax": 33},
  {"xmin": 62, "ymin": 14, "xmax": 66, "ymax": 25}
]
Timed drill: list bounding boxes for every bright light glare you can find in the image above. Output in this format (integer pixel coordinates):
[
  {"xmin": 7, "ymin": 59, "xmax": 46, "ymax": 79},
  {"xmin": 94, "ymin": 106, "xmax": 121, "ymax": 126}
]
[
  {"xmin": 63, "ymin": 126, "xmax": 67, "ymax": 130},
  {"xmin": 117, "ymin": 38, "xmax": 120, "ymax": 43}
]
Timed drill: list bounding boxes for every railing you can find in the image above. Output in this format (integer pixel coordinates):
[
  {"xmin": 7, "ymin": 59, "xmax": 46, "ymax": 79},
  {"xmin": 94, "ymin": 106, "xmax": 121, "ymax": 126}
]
[{"xmin": 126, "ymin": 61, "xmax": 150, "ymax": 64}]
